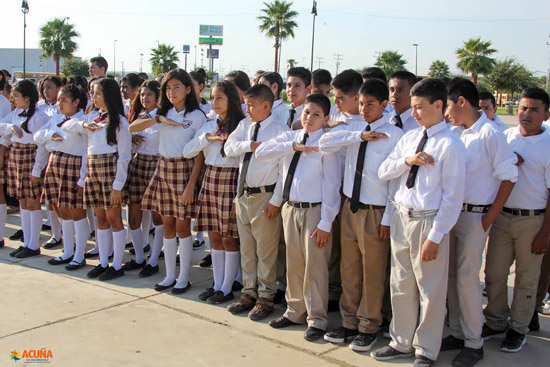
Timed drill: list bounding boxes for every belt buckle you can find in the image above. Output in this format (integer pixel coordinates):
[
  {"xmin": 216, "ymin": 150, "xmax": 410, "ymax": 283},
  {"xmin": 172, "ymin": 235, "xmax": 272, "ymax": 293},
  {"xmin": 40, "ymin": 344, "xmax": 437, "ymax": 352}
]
[
  {"xmin": 407, "ymin": 208, "xmax": 415, "ymax": 218},
  {"xmin": 472, "ymin": 206, "xmax": 482, "ymax": 213}
]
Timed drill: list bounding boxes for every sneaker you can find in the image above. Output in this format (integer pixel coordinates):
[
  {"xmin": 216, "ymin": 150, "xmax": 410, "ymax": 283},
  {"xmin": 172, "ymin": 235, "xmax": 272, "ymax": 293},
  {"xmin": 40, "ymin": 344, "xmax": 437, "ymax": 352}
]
[
  {"xmin": 207, "ymin": 290, "xmax": 234, "ymax": 304},
  {"xmin": 199, "ymin": 254, "xmax": 212, "ymax": 268},
  {"xmin": 500, "ymin": 329, "xmax": 526, "ymax": 353},
  {"xmin": 440, "ymin": 335, "xmax": 465, "ymax": 351},
  {"xmin": 273, "ymin": 289, "xmax": 286, "ymax": 304},
  {"xmin": 198, "ymin": 288, "xmax": 216, "ymax": 301},
  {"xmin": 42, "ymin": 237, "xmax": 62, "ymax": 249},
  {"xmin": 193, "ymin": 239, "xmax": 205, "ymax": 250},
  {"xmin": 452, "ymin": 347, "xmax": 484, "ymax": 367},
  {"xmin": 15, "ymin": 247, "xmax": 40, "ymax": 258},
  {"xmin": 130, "ymin": 244, "xmax": 150, "ymax": 254},
  {"xmin": 269, "ymin": 316, "xmax": 299, "ymax": 329},
  {"xmin": 371, "ymin": 345, "xmax": 414, "ymax": 361},
  {"xmin": 227, "ymin": 294, "xmax": 256, "ymax": 315},
  {"xmin": 9, "ymin": 246, "xmax": 25, "ymax": 257},
  {"xmin": 65, "ymin": 259, "xmax": 86, "ymax": 271},
  {"xmin": 87, "ymin": 264, "xmax": 108, "ymax": 279},
  {"xmin": 98, "ymin": 266, "xmax": 124, "ymax": 281},
  {"xmin": 529, "ymin": 311, "xmax": 540, "ymax": 332},
  {"xmin": 414, "ymin": 355, "xmax": 435, "ymax": 367},
  {"xmin": 324, "ymin": 326, "xmax": 359, "ymax": 344},
  {"xmin": 248, "ymin": 300, "xmax": 274, "ymax": 321},
  {"xmin": 138, "ymin": 264, "xmax": 159, "ymax": 278},
  {"xmin": 349, "ymin": 332, "xmax": 377, "ymax": 352},
  {"xmin": 481, "ymin": 323, "xmax": 507, "ymax": 340},
  {"xmin": 8, "ymin": 229, "xmax": 23, "ymax": 241},
  {"xmin": 122, "ymin": 259, "xmax": 146, "ymax": 271},
  {"xmin": 304, "ymin": 327, "xmax": 325, "ymax": 341}
]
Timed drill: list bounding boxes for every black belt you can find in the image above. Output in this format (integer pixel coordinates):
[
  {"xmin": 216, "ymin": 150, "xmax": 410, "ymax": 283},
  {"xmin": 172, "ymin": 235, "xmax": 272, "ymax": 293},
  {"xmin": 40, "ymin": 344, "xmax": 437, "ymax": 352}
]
[
  {"xmin": 462, "ymin": 203, "xmax": 491, "ymax": 214},
  {"xmin": 503, "ymin": 207, "xmax": 546, "ymax": 216},
  {"xmin": 286, "ymin": 201, "xmax": 321, "ymax": 209},
  {"xmin": 344, "ymin": 196, "xmax": 385, "ymax": 210},
  {"xmin": 245, "ymin": 183, "xmax": 276, "ymax": 195}
]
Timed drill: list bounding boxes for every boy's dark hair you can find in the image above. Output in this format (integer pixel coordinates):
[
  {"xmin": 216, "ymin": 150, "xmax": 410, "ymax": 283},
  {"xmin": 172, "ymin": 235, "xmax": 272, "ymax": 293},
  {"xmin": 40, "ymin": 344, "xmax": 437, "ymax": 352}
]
[
  {"xmin": 448, "ymin": 77, "xmax": 479, "ymax": 109},
  {"xmin": 521, "ymin": 87, "xmax": 550, "ymax": 111},
  {"xmin": 225, "ymin": 70, "xmax": 251, "ymax": 93},
  {"xmin": 96, "ymin": 78, "xmax": 124, "ymax": 146},
  {"xmin": 13, "ymin": 79, "xmax": 38, "ymax": 133},
  {"xmin": 260, "ymin": 72, "xmax": 284, "ymax": 98},
  {"xmin": 59, "ymin": 84, "xmax": 88, "ymax": 112},
  {"xmin": 121, "ymin": 73, "xmax": 143, "ymax": 89},
  {"xmin": 390, "ymin": 70, "xmax": 417, "ymax": 89},
  {"xmin": 244, "ymin": 84, "xmax": 274, "ymax": 107},
  {"xmin": 67, "ymin": 75, "xmax": 89, "ymax": 94},
  {"xmin": 129, "ymin": 80, "xmax": 161, "ymax": 123},
  {"xmin": 40, "ymin": 76, "xmax": 64, "ymax": 101},
  {"xmin": 158, "ymin": 68, "xmax": 202, "ymax": 117},
  {"xmin": 287, "ymin": 67, "xmax": 311, "ymax": 86},
  {"xmin": 359, "ymin": 79, "xmax": 389, "ymax": 103},
  {"xmin": 305, "ymin": 93, "xmax": 331, "ymax": 116},
  {"xmin": 212, "ymin": 81, "xmax": 246, "ymax": 157},
  {"xmin": 361, "ymin": 67, "xmax": 387, "ymax": 83},
  {"xmin": 138, "ymin": 72, "xmax": 149, "ymax": 80},
  {"xmin": 410, "ymin": 78, "xmax": 448, "ymax": 111},
  {"xmin": 90, "ymin": 56, "xmax": 108, "ymax": 71},
  {"xmin": 332, "ymin": 69, "xmax": 363, "ymax": 96},
  {"xmin": 312, "ymin": 68, "xmax": 332, "ymax": 86},
  {"xmin": 190, "ymin": 71, "xmax": 205, "ymax": 87},
  {"xmin": 479, "ymin": 91, "xmax": 496, "ymax": 108}
]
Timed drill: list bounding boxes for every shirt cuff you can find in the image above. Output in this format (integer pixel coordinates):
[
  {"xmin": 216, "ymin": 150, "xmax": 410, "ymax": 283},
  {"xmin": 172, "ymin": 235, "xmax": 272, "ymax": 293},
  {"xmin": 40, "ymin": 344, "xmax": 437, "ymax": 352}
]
[
  {"xmin": 77, "ymin": 179, "xmax": 85, "ymax": 188},
  {"xmin": 427, "ymin": 229, "xmax": 444, "ymax": 245},
  {"xmin": 353, "ymin": 131, "xmax": 363, "ymax": 142},
  {"xmin": 317, "ymin": 219, "xmax": 332, "ymax": 233},
  {"xmin": 381, "ymin": 211, "xmax": 392, "ymax": 227},
  {"xmin": 269, "ymin": 194, "xmax": 283, "ymax": 207},
  {"xmin": 112, "ymin": 181, "xmax": 124, "ymax": 191},
  {"xmin": 31, "ymin": 169, "xmax": 42, "ymax": 178}
]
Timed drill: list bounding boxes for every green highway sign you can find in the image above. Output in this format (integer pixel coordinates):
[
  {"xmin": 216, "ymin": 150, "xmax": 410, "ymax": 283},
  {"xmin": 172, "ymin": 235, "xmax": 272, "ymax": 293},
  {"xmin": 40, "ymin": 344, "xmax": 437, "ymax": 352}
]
[{"xmin": 199, "ymin": 37, "xmax": 223, "ymax": 45}]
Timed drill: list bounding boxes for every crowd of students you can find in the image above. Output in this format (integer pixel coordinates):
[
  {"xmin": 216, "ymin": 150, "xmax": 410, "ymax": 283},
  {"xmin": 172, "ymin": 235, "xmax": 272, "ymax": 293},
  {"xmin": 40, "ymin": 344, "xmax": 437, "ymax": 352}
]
[{"xmin": 1, "ymin": 56, "xmax": 549, "ymax": 367}]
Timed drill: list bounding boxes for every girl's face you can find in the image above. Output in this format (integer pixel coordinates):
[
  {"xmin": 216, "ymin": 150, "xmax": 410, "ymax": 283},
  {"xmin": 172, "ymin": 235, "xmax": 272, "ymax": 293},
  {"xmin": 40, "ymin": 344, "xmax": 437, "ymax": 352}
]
[
  {"xmin": 211, "ymin": 86, "xmax": 228, "ymax": 118},
  {"xmin": 165, "ymin": 78, "xmax": 190, "ymax": 110},
  {"xmin": 140, "ymin": 87, "xmax": 158, "ymax": 112},
  {"xmin": 57, "ymin": 91, "xmax": 80, "ymax": 117},
  {"xmin": 13, "ymin": 90, "xmax": 30, "ymax": 110},
  {"xmin": 120, "ymin": 80, "xmax": 138, "ymax": 101},
  {"xmin": 43, "ymin": 80, "xmax": 61, "ymax": 103},
  {"xmin": 93, "ymin": 84, "xmax": 107, "ymax": 111}
]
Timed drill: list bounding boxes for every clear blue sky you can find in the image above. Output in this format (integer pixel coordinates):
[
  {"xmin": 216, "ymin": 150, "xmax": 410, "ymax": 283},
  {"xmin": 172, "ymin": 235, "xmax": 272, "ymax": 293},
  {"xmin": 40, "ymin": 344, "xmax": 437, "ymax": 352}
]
[{"xmin": 2, "ymin": 0, "xmax": 550, "ymax": 78}]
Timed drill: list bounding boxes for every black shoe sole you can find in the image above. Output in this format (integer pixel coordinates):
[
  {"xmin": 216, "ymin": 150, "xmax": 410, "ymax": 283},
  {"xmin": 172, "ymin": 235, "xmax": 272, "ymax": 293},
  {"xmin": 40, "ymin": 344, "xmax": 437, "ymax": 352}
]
[{"xmin": 171, "ymin": 282, "xmax": 192, "ymax": 294}]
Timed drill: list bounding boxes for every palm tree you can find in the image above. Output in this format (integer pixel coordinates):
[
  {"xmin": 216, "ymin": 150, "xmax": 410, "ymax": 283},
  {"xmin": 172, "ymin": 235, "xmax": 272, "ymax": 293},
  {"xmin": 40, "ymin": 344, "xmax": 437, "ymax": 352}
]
[
  {"xmin": 428, "ymin": 60, "xmax": 451, "ymax": 78},
  {"xmin": 258, "ymin": 0, "xmax": 298, "ymax": 73},
  {"xmin": 150, "ymin": 44, "xmax": 180, "ymax": 77},
  {"xmin": 375, "ymin": 51, "xmax": 407, "ymax": 77},
  {"xmin": 456, "ymin": 37, "xmax": 496, "ymax": 85},
  {"xmin": 39, "ymin": 18, "xmax": 79, "ymax": 76}
]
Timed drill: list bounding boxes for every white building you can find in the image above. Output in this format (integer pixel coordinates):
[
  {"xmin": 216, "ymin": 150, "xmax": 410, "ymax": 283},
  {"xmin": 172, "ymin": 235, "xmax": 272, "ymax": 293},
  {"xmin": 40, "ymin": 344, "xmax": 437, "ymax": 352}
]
[{"xmin": 0, "ymin": 48, "xmax": 67, "ymax": 76}]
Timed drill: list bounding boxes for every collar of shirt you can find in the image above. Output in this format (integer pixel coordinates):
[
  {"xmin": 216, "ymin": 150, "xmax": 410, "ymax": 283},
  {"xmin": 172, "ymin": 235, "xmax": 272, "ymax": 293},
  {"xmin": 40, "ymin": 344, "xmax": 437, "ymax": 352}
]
[
  {"xmin": 509, "ymin": 125, "xmax": 548, "ymax": 144},
  {"xmin": 392, "ymin": 107, "xmax": 412, "ymax": 123},
  {"xmin": 426, "ymin": 120, "xmax": 447, "ymax": 138},
  {"xmin": 64, "ymin": 110, "xmax": 85, "ymax": 120},
  {"xmin": 299, "ymin": 128, "xmax": 323, "ymax": 142},
  {"xmin": 461, "ymin": 113, "xmax": 486, "ymax": 135},
  {"xmin": 253, "ymin": 114, "xmax": 275, "ymax": 130},
  {"xmin": 272, "ymin": 99, "xmax": 284, "ymax": 109},
  {"xmin": 367, "ymin": 115, "xmax": 388, "ymax": 130},
  {"xmin": 139, "ymin": 108, "xmax": 158, "ymax": 119},
  {"xmin": 171, "ymin": 107, "xmax": 187, "ymax": 116}
]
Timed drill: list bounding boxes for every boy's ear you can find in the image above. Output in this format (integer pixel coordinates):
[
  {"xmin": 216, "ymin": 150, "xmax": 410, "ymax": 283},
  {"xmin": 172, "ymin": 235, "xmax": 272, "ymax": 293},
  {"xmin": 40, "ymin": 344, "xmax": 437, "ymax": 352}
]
[
  {"xmin": 544, "ymin": 110, "xmax": 550, "ymax": 122},
  {"xmin": 263, "ymin": 100, "xmax": 271, "ymax": 110},
  {"xmin": 323, "ymin": 114, "xmax": 330, "ymax": 124},
  {"xmin": 434, "ymin": 99, "xmax": 444, "ymax": 112},
  {"xmin": 458, "ymin": 96, "xmax": 467, "ymax": 107},
  {"xmin": 352, "ymin": 94, "xmax": 359, "ymax": 103},
  {"xmin": 381, "ymin": 100, "xmax": 388, "ymax": 110},
  {"xmin": 305, "ymin": 84, "xmax": 312, "ymax": 95}
]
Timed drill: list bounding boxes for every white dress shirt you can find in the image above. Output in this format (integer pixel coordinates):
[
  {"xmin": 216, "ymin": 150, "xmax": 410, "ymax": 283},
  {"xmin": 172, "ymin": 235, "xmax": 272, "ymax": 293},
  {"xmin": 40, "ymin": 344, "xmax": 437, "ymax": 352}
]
[
  {"xmin": 458, "ymin": 114, "xmax": 518, "ymax": 205},
  {"xmin": 133, "ymin": 109, "xmax": 160, "ymax": 155},
  {"xmin": 390, "ymin": 107, "xmax": 420, "ymax": 133},
  {"xmin": 182, "ymin": 115, "xmax": 239, "ymax": 168},
  {"xmin": 256, "ymin": 128, "xmax": 342, "ymax": 232},
  {"xmin": 379, "ymin": 120, "xmax": 466, "ymax": 244},
  {"xmin": 225, "ymin": 114, "xmax": 289, "ymax": 206},
  {"xmin": 491, "ymin": 114, "xmax": 509, "ymax": 132},
  {"xmin": 286, "ymin": 103, "xmax": 303, "ymax": 127},
  {"xmin": 37, "ymin": 101, "xmax": 60, "ymax": 117},
  {"xmin": 504, "ymin": 126, "xmax": 550, "ymax": 210},
  {"xmin": 0, "ymin": 95, "xmax": 11, "ymax": 119},
  {"xmin": 62, "ymin": 111, "xmax": 132, "ymax": 191},
  {"xmin": 271, "ymin": 98, "xmax": 290, "ymax": 125},
  {"xmin": 158, "ymin": 108, "xmax": 207, "ymax": 158},
  {"xmin": 320, "ymin": 115, "xmax": 404, "ymax": 226}
]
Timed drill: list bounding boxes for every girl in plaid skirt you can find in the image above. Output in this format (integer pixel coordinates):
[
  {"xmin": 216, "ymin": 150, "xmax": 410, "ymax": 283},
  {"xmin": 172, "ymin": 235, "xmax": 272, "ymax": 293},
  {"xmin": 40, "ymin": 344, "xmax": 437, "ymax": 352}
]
[
  {"xmin": 183, "ymin": 81, "xmax": 244, "ymax": 304},
  {"xmin": 62, "ymin": 78, "xmax": 132, "ymax": 281},
  {"xmin": 132, "ymin": 69, "xmax": 206, "ymax": 293},
  {"xmin": 0, "ymin": 80, "xmax": 49, "ymax": 258},
  {"xmin": 34, "ymin": 84, "xmax": 89, "ymax": 270}
]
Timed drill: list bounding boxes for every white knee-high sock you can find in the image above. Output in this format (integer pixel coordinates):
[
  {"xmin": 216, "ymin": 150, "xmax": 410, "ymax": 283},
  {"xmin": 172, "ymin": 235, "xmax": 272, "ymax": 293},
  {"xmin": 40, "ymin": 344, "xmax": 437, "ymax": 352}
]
[
  {"xmin": 158, "ymin": 237, "xmax": 177, "ymax": 286},
  {"xmin": 148, "ymin": 225, "xmax": 164, "ymax": 267},
  {"xmin": 111, "ymin": 229, "xmax": 127, "ymax": 270},
  {"xmin": 211, "ymin": 249, "xmax": 225, "ymax": 291},
  {"xmin": 29, "ymin": 210, "xmax": 43, "ymax": 250},
  {"xmin": 97, "ymin": 228, "xmax": 110, "ymax": 268},
  {"xmin": 0, "ymin": 204, "xmax": 7, "ymax": 240},
  {"xmin": 221, "ymin": 251, "xmax": 240, "ymax": 295},
  {"xmin": 50, "ymin": 210, "xmax": 62, "ymax": 240},
  {"xmin": 73, "ymin": 218, "xmax": 89, "ymax": 263},
  {"xmin": 175, "ymin": 236, "xmax": 193, "ymax": 288},
  {"xmin": 20, "ymin": 208, "xmax": 30, "ymax": 248},
  {"xmin": 125, "ymin": 208, "xmax": 132, "ymax": 244},
  {"xmin": 130, "ymin": 228, "xmax": 145, "ymax": 264},
  {"xmin": 107, "ymin": 228, "xmax": 113, "ymax": 256},
  {"xmin": 195, "ymin": 230, "xmax": 204, "ymax": 243},
  {"xmin": 60, "ymin": 219, "xmax": 75, "ymax": 259},
  {"xmin": 141, "ymin": 210, "xmax": 152, "ymax": 246}
]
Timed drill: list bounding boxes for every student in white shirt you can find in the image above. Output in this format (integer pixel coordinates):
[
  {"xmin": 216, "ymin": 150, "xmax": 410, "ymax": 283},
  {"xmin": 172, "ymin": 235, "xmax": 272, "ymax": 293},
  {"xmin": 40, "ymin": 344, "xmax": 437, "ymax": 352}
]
[
  {"xmin": 372, "ymin": 78, "xmax": 466, "ymax": 367},
  {"xmin": 321, "ymin": 79, "xmax": 403, "ymax": 351},
  {"xmin": 120, "ymin": 73, "xmax": 143, "ymax": 117},
  {"xmin": 62, "ymin": 78, "xmax": 132, "ymax": 281},
  {"xmin": 285, "ymin": 67, "xmax": 311, "ymax": 129},
  {"xmin": 389, "ymin": 71, "xmax": 420, "ymax": 133},
  {"xmin": 330, "ymin": 70, "xmax": 363, "ymax": 122},
  {"xmin": 479, "ymin": 91, "xmax": 509, "ymax": 132},
  {"xmin": 483, "ymin": 88, "xmax": 550, "ymax": 353},
  {"xmin": 37, "ymin": 76, "xmax": 62, "ymax": 117},
  {"xmin": 259, "ymin": 71, "xmax": 290, "ymax": 124},
  {"xmin": 132, "ymin": 69, "xmax": 206, "ymax": 293},
  {"xmin": 444, "ymin": 78, "xmax": 518, "ymax": 366}
]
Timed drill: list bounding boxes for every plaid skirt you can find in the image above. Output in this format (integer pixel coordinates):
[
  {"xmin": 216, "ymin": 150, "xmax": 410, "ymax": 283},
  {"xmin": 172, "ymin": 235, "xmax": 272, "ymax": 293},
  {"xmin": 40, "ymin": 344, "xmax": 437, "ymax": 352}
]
[
  {"xmin": 125, "ymin": 153, "xmax": 159, "ymax": 204},
  {"xmin": 43, "ymin": 151, "xmax": 85, "ymax": 209},
  {"xmin": 142, "ymin": 156, "xmax": 197, "ymax": 220},
  {"xmin": 0, "ymin": 147, "xmax": 9, "ymax": 185},
  {"xmin": 194, "ymin": 165, "xmax": 239, "ymax": 238},
  {"xmin": 84, "ymin": 153, "xmax": 128, "ymax": 209},
  {"xmin": 7, "ymin": 142, "xmax": 42, "ymax": 200}
]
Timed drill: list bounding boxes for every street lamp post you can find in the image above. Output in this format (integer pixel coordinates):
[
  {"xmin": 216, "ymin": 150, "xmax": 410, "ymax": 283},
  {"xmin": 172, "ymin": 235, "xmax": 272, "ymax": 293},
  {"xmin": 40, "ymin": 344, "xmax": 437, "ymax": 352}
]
[
  {"xmin": 139, "ymin": 53, "xmax": 143, "ymax": 73},
  {"xmin": 21, "ymin": 1, "xmax": 29, "ymax": 80},
  {"xmin": 310, "ymin": 1, "xmax": 317, "ymax": 72},
  {"xmin": 113, "ymin": 39, "xmax": 117, "ymax": 78},
  {"xmin": 413, "ymin": 43, "xmax": 419, "ymax": 76}
]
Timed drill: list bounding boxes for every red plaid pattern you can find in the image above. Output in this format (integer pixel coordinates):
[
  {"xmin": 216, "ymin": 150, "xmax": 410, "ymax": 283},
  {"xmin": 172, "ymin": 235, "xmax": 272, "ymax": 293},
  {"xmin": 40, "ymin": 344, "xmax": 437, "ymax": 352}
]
[
  {"xmin": 43, "ymin": 151, "xmax": 85, "ymax": 209},
  {"xmin": 0, "ymin": 147, "xmax": 9, "ymax": 185},
  {"xmin": 84, "ymin": 153, "xmax": 128, "ymax": 209},
  {"xmin": 194, "ymin": 165, "xmax": 239, "ymax": 238},
  {"xmin": 125, "ymin": 153, "xmax": 159, "ymax": 204},
  {"xmin": 142, "ymin": 156, "xmax": 197, "ymax": 220},
  {"xmin": 7, "ymin": 143, "xmax": 42, "ymax": 199}
]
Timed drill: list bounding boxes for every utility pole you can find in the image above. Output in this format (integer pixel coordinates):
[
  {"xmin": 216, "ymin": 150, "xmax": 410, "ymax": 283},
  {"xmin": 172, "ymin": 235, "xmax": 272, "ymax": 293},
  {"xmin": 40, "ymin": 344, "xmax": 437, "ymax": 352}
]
[
  {"xmin": 334, "ymin": 53, "xmax": 343, "ymax": 75},
  {"xmin": 316, "ymin": 57, "xmax": 324, "ymax": 69},
  {"xmin": 310, "ymin": 1, "xmax": 317, "ymax": 72}
]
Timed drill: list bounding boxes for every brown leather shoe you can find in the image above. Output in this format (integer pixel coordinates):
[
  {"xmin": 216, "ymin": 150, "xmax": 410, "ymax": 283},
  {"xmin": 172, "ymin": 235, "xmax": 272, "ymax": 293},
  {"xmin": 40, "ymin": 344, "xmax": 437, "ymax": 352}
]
[
  {"xmin": 248, "ymin": 298, "xmax": 274, "ymax": 321},
  {"xmin": 227, "ymin": 294, "xmax": 256, "ymax": 315}
]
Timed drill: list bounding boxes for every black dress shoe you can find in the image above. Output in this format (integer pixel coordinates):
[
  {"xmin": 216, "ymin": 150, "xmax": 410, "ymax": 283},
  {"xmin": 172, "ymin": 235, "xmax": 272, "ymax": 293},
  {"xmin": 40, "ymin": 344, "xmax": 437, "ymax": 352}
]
[
  {"xmin": 98, "ymin": 266, "xmax": 124, "ymax": 281},
  {"xmin": 199, "ymin": 254, "xmax": 212, "ymax": 267},
  {"xmin": 304, "ymin": 327, "xmax": 325, "ymax": 341},
  {"xmin": 41, "ymin": 223, "xmax": 51, "ymax": 230},
  {"xmin": 87, "ymin": 264, "xmax": 108, "ymax": 279},
  {"xmin": 269, "ymin": 316, "xmax": 299, "ymax": 329},
  {"xmin": 84, "ymin": 249, "xmax": 99, "ymax": 259},
  {"xmin": 0, "ymin": 239, "xmax": 4, "ymax": 248},
  {"xmin": 9, "ymin": 246, "xmax": 25, "ymax": 257},
  {"xmin": 441, "ymin": 335, "xmax": 465, "ymax": 351},
  {"xmin": 207, "ymin": 290, "xmax": 234, "ymax": 304},
  {"xmin": 138, "ymin": 264, "xmax": 159, "ymax": 278},
  {"xmin": 274, "ymin": 289, "xmax": 286, "ymax": 304},
  {"xmin": 171, "ymin": 282, "xmax": 192, "ymax": 294},
  {"xmin": 65, "ymin": 259, "xmax": 86, "ymax": 271},
  {"xmin": 193, "ymin": 239, "xmax": 205, "ymax": 250},
  {"xmin": 154, "ymin": 280, "xmax": 176, "ymax": 292},
  {"xmin": 130, "ymin": 244, "xmax": 150, "ymax": 254},
  {"xmin": 42, "ymin": 238, "xmax": 62, "ymax": 249},
  {"xmin": 48, "ymin": 256, "xmax": 73, "ymax": 265},
  {"xmin": 199, "ymin": 287, "xmax": 216, "ymax": 301},
  {"xmin": 15, "ymin": 247, "xmax": 40, "ymax": 258},
  {"xmin": 122, "ymin": 259, "xmax": 146, "ymax": 271},
  {"xmin": 9, "ymin": 229, "xmax": 24, "ymax": 241},
  {"xmin": 232, "ymin": 281, "xmax": 243, "ymax": 292}
]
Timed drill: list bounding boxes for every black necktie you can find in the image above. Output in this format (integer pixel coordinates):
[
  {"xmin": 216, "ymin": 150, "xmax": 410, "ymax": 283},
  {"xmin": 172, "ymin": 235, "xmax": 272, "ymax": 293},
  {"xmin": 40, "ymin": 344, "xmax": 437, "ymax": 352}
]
[
  {"xmin": 394, "ymin": 114, "xmax": 403, "ymax": 129},
  {"xmin": 237, "ymin": 122, "xmax": 261, "ymax": 197},
  {"xmin": 57, "ymin": 116, "xmax": 71, "ymax": 127},
  {"xmin": 286, "ymin": 108, "xmax": 296, "ymax": 128},
  {"xmin": 282, "ymin": 132, "xmax": 309, "ymax": 202},
  {"xmin": 406, "ymin": 129, "xmax": 429, "ymax": 189},
  {"xmin": 350, "ymin": 125, "xmax": 371, "ymax": 213}
]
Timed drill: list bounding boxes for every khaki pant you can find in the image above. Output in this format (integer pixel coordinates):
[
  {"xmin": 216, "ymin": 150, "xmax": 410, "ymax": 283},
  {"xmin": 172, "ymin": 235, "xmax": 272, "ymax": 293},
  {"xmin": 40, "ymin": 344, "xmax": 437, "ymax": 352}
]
[
  {"xmin": 339, "ymin": 198, "xmax": 389, "ymax": 333},
  {"xmin": 447, "ymin": 211, "xmax": 487, "ymax": 349},
  {"xmin": 484, "ymin": 212, "xmax": 545, "ymax": 334},
  {"xmin": 536, "ymin": 250, "xmax": 550, "ymax": 312},
  {"xmin": 389, "ymin": 210, "xmax": 449, "ymax": 361},
  {"xmin": 236, "ymin": 191, "xmax": 281, "ymax": 300},
  {"xmin": 282, "ymin": 203, "xmax": 331, "ymax": 329}
]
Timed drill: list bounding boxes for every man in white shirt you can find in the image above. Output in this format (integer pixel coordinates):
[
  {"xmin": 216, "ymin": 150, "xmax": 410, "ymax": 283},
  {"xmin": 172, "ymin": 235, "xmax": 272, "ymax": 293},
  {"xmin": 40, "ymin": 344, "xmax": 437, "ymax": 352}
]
[
  {"xmin": 259, "ymin": 72, "xmax": 290, "ymax": 124},
  {"xmin": 372, "ymin": 78, "xmax": 466, "ymax": 367},
  {"xmin": 479, "ymin": 91, "xmax": 509, "ymax": 131},
  {"xmin": 389, "ymin": 71, "xmax": 420, "ymax": 133},
  {"xmin": 88, "ymin": 56, "xmax": 108, "ymax": 78},
  {"xmin": 444, "ymin": 78, "xmax": 518, "ymax": 367},
  {"xmin": 482, "ymin": 87, "xmax": 550, "ymax": 353}
]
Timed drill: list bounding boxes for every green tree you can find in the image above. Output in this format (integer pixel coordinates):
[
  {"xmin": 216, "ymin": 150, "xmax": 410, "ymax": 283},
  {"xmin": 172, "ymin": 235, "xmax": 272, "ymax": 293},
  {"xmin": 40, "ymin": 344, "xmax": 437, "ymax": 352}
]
[
  {"xmin": 375, "ymin": 51, "xmax": 407, "ymax": 77},
  {"xmin": 287, "ymin": 58, "xmax": 297, "ymax": 69},
  {"xmin": 483, "ymin": 58, "xmax": 537, "ymax": 103},
  {"xmin": 60, "ymin": 57, "xmax": 89, "ymax": 77},
  {"xmin": 456, "ymin": 37, "xmax": 496, "ymax": 85},
  {"xmin": 39, "ymin": 18, "xmax": 79, "ymax": 76},
  {"xmin": 258, "ymin": 0, "xmax": 298, "ymax": 73},
  {"xmin": 428, "ymin": 60, "xmax": 450, "ymax": 78},
  {"xmin": 150, "ymin": 44, "xmax": 180, "ymax": 77}
]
